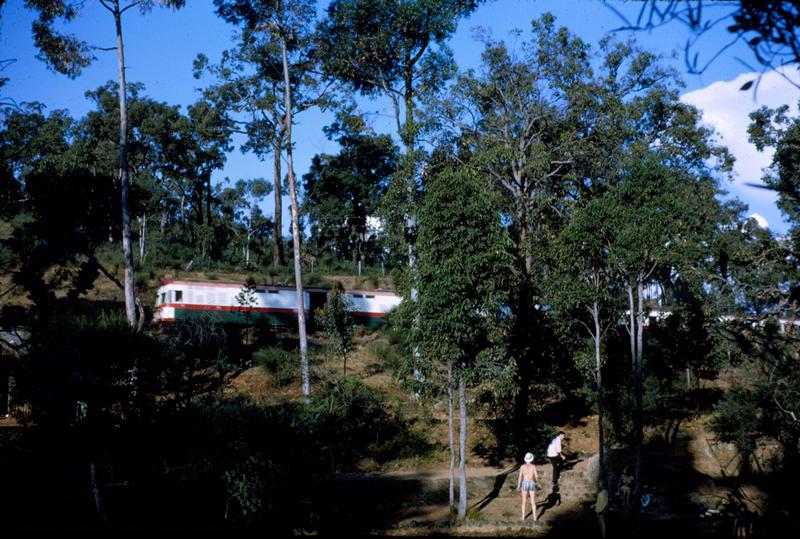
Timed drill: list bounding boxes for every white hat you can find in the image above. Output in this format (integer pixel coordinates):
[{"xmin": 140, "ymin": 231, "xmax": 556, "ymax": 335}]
[{"xmin": 524, "ymin": 452, "xmax": 534, "ymax": 463}]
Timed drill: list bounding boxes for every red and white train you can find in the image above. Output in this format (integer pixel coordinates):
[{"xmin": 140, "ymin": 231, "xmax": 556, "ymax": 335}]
[{"xmin": 153, "ymin": 279, "xmax": 401, "ymax": 329}]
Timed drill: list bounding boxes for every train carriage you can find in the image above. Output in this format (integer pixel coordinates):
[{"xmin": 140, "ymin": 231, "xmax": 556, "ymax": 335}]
[
  {"xmin": 153, "ymin": 279, "xmax": 311, "ymax": 326},
  {"xmin": 344, "ymin": 290, "xmax": 402, "ymax": 329},
  {"xmin": 153, "ymin": 279, "xmax": 401, "ymax": 328}
]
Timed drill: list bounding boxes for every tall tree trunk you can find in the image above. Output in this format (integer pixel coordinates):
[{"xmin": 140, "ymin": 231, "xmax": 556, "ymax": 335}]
[
  {"xmin": 627, "ymin": 284, "xmax": 637, "ymax": 371},
  {"xmin": 113, "ymin": 1, "xmax": 136, "ymax": 329},
  {"xmin": 458, "ymin": 376, "xmax": 468, "ymax": 518},
  {"xmin": 516, "ymin": 207, "xmax": 533, "ymax": 275},
  {"xmin": 403, "ymin": 54, "xmax": 417, "ymax": 278},
  {"xmin": 401, "ymin": 60, "xmax": 424, "ymax": 393},
  {"xmin": 245, "ymin": 225, "xmax": 251, "ymax": 266},
  {"xmin": 448, "ymin": 363, "xmax": 455, "ymax": 514},
  {"xmin": 357, "ymin": 229, "xmax": 364, "ymax": 277},
  {"xmin": 634, "ymin": 281, "xmax": 645, "ymax": 497},
  {"xmin": 272, "ymin": 142, "xmax": 285, "ymax": 267},
  {"xmin": 138, "ymin": 213, "xmax": 146, "ymax": 264},
  {"xmin": 281, "ymin": 38, "xmax": 310, "ymax": 403},
  {"xmin": 89, "ymin": 461, "xmax": 109, "ymax": 528},
  {"xmin": 205, "ymin": 170, "xmax": 212, "ymax": 227},
  {"xmin": 592, "ymin": 301, "xmax": 606, "ymax": 483}
]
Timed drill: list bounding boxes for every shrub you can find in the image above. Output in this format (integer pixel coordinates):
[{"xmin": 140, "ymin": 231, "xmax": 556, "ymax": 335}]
[
  {"xmin": 371, "ymin": 340, "xmax": 404, "ymax": 376},
  {"xmin": 307, "ymin": 378, "xmax": 432, "ymax": 468},
  {"xmin": 254, "ymin": 347, "xmax": 297, "ymax": 386}
]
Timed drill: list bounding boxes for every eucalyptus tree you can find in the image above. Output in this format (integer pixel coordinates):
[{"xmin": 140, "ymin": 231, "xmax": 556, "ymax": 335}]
[
  {"xmin": 214, "ymin": 0, "xmax": 319, "ymax": 402},
  {"xmin": 431, "ymin": 17, "xmax": 682, "ymax": 450},
  {"xmin": 194, "ymin": 6, "xmax": 323, "ymax": 268},
  {"xmin": 23, "ymin": 0, "xmax": 186, "ymax": 329},
  {"xmin": 749, "ymin": 101, "xmax": 800, "ymax": 250},
  {"xmin": 0, "ymin": 103, "xmax": 121, "ymax": 525},
  {"xmin": 76, "ymin": 83, "xmax": 230, "ymax": 267},
  {"xmin": 607, "ymin": 140, "xmax": 730, "ymax": 493},
  {"xmin": 302, "ymin": 111, "xmax": 398, "ymax": 272},
  {"xmin": 433, "ymin": 16, "xmax": 590, "ymax": 275},
  {"xmin": 742, "ymin": 101, "xmax": 800, "ymax": 456},
  {"xmin": 317, "ymin": 0, "xmax": 484, "ymax": 297},
  {"xmin": 218, "ymin": 178, "xmax": 273, "ymax": 268},
  {"xmin": 416, "ymin": 164, "xmax": 512, "ymax": 517},
  {"xmin": 317, "ymin": 282, "xmax": 355, "ymax": 375},
  {"xmin": 548, "ymin": 197, "xmax": 621, "ymax": 483}
]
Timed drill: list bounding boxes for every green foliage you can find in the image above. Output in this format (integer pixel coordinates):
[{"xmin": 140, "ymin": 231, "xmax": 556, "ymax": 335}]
[
  {"xmin": 317, "ymin": 0, "xmax": 478, "ymax": 103},
  {"xmin": 416, "ymin": 165, "xmax": 513, "ymax": 376},
  {"xmin": 710, "ymin": 386, "xmax": 762, "ymax": 471},
  {"xmin": 316, "ymin": 283, "xmax": 355, "ymax": 373},
  {"xmin": 306, "ymin": 377, "xmax": 432, "ymax": 467},
  {"xmin": 254, "ymin": 346, "xmax": 297, "ymax": 386},
  {"xmin": 13, "ymin": 311, "xmax": 156, "ymax": 427},
  {"xmin": 234, "ymin": 277, "xmax": 258, "ymax": 313},
  {"xmin": 303, "ymin": 271, "xmax": 333, "ymax": 288},
  {"xmin": 303, "ymin": 111, "xmax": 397, "ymax": 265},
  {"xmin": 24, "ymin": 1, "xmax": 187, "ymax": 78},
  {"xmin": 371, "ymin": 339, "xmax": 406, "ymax": 377}
]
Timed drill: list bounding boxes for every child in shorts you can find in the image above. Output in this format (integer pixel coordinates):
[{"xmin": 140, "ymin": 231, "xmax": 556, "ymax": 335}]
[{"xmin": 517, "ymin": 452, "xmax": 540, "ymax": 521}]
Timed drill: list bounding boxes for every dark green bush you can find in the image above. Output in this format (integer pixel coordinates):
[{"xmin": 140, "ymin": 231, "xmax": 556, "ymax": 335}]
[
  {"xmin": 254, "ymin": 346, "xmax": 297, "ymax": 386},
  {"xmin": 371, "ymin": 340, "xmax": 404, "ymax": 376}
]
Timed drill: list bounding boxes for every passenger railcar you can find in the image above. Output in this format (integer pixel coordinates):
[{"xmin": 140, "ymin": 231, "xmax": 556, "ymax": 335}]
[
  {"xmin": 153, "ymin": 279, "xmax": 401, "ymax": 328},
  {"xmin": 153, "ymin": 279, "xmax": 310, "ymax": 326},
  {"xmin": 344, "ymin": 289, "xmax": 402, "ymax": 329}
]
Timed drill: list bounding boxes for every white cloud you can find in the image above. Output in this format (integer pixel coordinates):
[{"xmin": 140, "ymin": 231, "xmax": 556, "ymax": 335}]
[
  {"xmin": 747, "ymin": 213, "xmax": 769, "ymax": 229},
  {"xmin": 681, "ymin": 68, "xmax": 800, "ymax": 232}
]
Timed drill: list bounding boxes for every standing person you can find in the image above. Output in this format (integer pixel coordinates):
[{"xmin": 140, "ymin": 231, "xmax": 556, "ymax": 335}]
[
  {"xmin": 618, "ymin": 466, "xmax": 634, "ymax": 508},
  {"xmin": 733, "ymin": 505, "xmax": 752, "ymax": 538},
  {"xmin": 547, "ymin": 431, "xmax": 566, "ymax": 486},
  {"xmin": 517, "ymin": 452, "xmax": 540, "ymax": 521},
  {"xmin": 594, "ymin": 481, "xmax": 609, "ymax": 539}
]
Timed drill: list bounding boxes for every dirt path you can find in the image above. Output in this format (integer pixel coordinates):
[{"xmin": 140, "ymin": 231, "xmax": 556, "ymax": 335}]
[{"xmin": 322, "ymin": 456, "xmax": 599, "ymax": 536}]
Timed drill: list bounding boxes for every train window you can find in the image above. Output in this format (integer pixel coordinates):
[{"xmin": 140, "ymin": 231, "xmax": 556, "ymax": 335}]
[
  {"xmin": 366, "ymin": 295, "xmax": 375, "ymax": 299},
  {"xmin": 268, "ymin": 290, "xmax": 279, "ymax": 294},
  {"xmin": 175, "ymin": 290, "xmax": 183, "ymax": 302},
  {"xmin": 353, "ymin": 294, "xmax": 363, "ymax": 298},
  {"xmin": 160, "ymin": 293, "xmax": 166, "ymax": 304}
]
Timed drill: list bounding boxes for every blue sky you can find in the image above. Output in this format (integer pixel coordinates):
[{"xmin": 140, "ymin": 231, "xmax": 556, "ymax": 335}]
[{"xmin": 2, "ymin": 0, "xmax": 799, "ymax": 233}]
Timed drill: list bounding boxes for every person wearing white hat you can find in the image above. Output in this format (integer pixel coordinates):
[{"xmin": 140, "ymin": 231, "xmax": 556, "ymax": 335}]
[{"xmin": 517, "ymin": 451, "xmax": 540, "ymax": 521}]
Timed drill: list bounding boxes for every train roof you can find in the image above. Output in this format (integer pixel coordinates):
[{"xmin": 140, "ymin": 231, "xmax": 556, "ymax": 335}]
[{"xmin": 158, "ymin": 278, "xmax": 399, "ymax": 296}]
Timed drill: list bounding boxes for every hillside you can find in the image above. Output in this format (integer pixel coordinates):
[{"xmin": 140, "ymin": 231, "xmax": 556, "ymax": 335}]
[
  {"xmin": 1, "ymin": 263, "xmax": 792, "ymax": 535},
  {"xmin": 216, "ymin": 330, "xmax": 780, "ymax": 536}
]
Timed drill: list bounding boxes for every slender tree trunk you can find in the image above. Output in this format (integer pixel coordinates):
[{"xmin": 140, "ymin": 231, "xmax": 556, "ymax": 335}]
[
  {"xmin": 634, "ymin": 281, "xmax": 645, "ymax": 497},
  {"xmin": 517, "ymin": 209, "xmax": 533, "ymax": 275},
  {"xmin": 403, "ymin": 57, "xmax": 417, "ymax": 280},
  {"xmin": 245, "ymin": 225, "xmax": 251, "ymax": 266},
  {"xmin": 592, "ymin": 301, "xmax": 605, "ymax": 483},
  {"xmin": 113, "ymin": 2, "xmax": 136, "ymax": 329},
  {"xmin": 448, "ymin": 363, "xmax": 455, "ymax": 514},
  {"xmin": 458, "ymin": 376, "xmax": 467, "ymax": 519},
  {"xmin": 402, "ymin": 68, "xmax": 424, "ymax": 393},
  {"xmin": 273, "ymin": 142, "xmax": 285, "ymax": 267},
  {"xmin": 205, "ymin": 170, "xmax": 212, "ymax": 226},
  {"xmin": 359, "ymin": 230, "xmax": 365, "ymax": 276},
  {"xmin": 89, "ymin": 461, "xmax": 109, "ymax": 527},
  {"xmin": 138, "ymin": 213, "xmax": 146, "ymax": 264},
  {"xmin": 281, "ymin": 38, "xmax": 309, "ymax": 403},
  {"xmin": 627, "ymin": 284, "xmax": 636, "ymax": 371}
]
